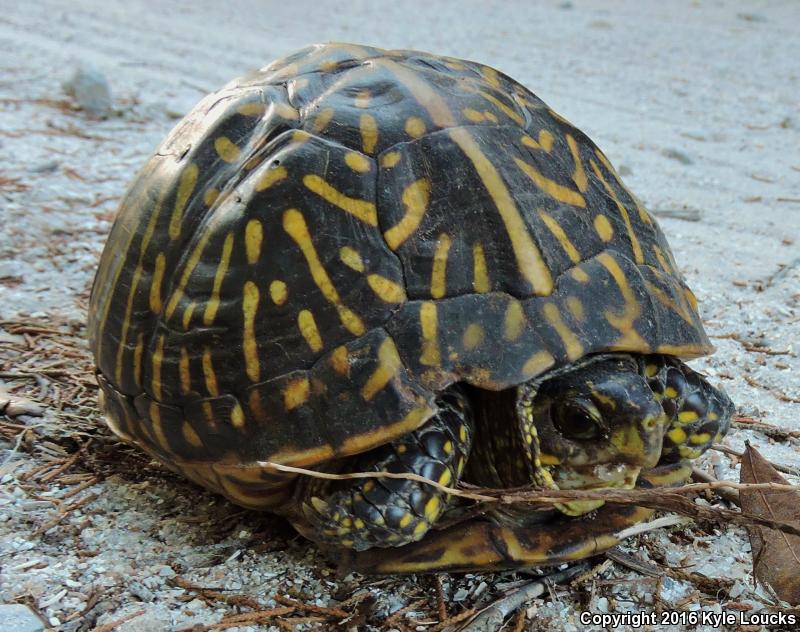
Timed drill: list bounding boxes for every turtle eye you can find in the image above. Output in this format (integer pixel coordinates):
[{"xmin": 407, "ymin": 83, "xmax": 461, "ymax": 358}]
[{"xmin": 553, "ymin": 401, "xmax": 602, "ymax": 440}]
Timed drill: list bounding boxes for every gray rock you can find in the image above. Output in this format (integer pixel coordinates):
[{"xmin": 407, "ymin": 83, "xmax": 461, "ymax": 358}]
[
  {"xmin": 62, "ymin": 65, "xmax": 112, "ymax": 119},
  {"xmin": 0, "ymin": 604, "xmax": 45, "ymax": 632}
]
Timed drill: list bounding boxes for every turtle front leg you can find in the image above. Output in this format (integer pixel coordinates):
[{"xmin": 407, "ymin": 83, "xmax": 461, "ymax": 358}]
[
  {"xmin": 295, "ymin": 388, "xmax": 473, "ymax": 552},
  {"xmin": 640, "ymin": 355, "xmax": 734, "ymax": 462}
]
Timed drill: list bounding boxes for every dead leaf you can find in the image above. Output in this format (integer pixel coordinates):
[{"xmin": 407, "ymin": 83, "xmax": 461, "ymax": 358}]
[{"xmin": 739, "ymin": 442, "xmax": 800, "ymax": 604}]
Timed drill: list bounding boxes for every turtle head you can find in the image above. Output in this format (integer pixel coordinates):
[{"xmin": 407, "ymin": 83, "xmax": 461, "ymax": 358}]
[{"xmin": 518, "ymin": 355, "xmax": 668, "ymax": 516}]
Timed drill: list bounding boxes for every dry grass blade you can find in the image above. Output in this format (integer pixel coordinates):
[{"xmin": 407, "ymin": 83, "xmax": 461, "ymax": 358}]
[{"xmin": 739, "ymin": 442, "xmax": 800, "ymax": 605}]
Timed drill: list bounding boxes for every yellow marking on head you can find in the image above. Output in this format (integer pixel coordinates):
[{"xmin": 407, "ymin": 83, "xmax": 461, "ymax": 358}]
[
  {"xmin": 590, "ymin": 158, "xmax": 643, "ymax": 263},
  {"xmin": 678, "ymin": 410, "xmax": 699, "ymax": 423},
  {"xmin": 438, "ymin": 469, "xmax": 452, "ymax": 487},
  {"xmin": 419, "ymin": 302, "xmax": 440, "ymax": 366},
  {"xmin": 166, "ymin": 163, "xmax": 199, "ymax": 241},
  {"xmin": 298, "ymin": 309, "xmax": 324, "ymax": 353},
  {"xmin": 361, "ymin": 337, "xmax": 402, "ymax": 401},
  {"xmin": 148, "ymin": 402, "xmax": 168, "ymax": 450},
  {"xmin": 230, "ymin": 402, "xmax": 246, "ymax": 430},
  {"xmin": 515, "ymin": 157, "xmax": 586, "ymax": 208},
  {"xmin": 148, "ymin": 334, "xmax": 165, "ymax": 401},
  {"xmin": 203, "ymin": 232, "xmax": 234, "ymax": 326},
  {"xmin": 523, "ymin": 350, "xmax": 556, "ymax": 378},
  {"xmin": 339, "ymin": 404, "xmax": 433, "ymax": 455},
  {"xmin": 521, "ymin": 130, "xmax": 555, "ymax": 152},
  {"xmin": 503, "ymin": 300, "xmax": 526, "ymax": 341},
  {"xmin": 397, "ymin": 443, "xmax": 407, "ymax": 454},
  {"xmin": 463, "ymin": 323, "xmax": 485, "ymax": 351},
  {"xmin": 376, "ymin": 59, "xmax": 457, "ymax": 127},
  {"xmin": 283, "ymin": 209, "xmax": 365, "ymax": 336},
  {"xmin": 242, "ymin": 281, "xmax": 260, "ymax": 382},
  {"xmin": 125, "ymin": 333, "xmax": 142, "ymax": 390},
  {"xmin": 165, "ymin": 228, "xmax": 214, "ymax": 320},
  {"xmin": 543, "ymin": 302, "xmax": 584, "ymax": 360},
  {"xmin": 283, "ymin": 377, "xmax": 310, "ymax": 411},
  {"xmin": 312, "ymin": 107, "xmax": 335, "ymax": 133},
  {"xmin": 472, "ymin": 242, "xmax": 490, "ymax": 293},
  {"xmin": 384, "ymin": 178, "xmax": 431, "ymax": 250},
  {"xmin": 354, "ymin": 518, "xmax": 365, "ymax": 530},
  {"xmin": 405, "ymin": 116, "xmax": 426, "ymax": 138},
  {"xmin": 538, "ymin": 453, "xmax": 562, "ymax": 465},
  {"xmin": 398, "ymin": 513, "xmax": 413, "ymax": 528},
  {"xmin": 459, "ymin": 424, "xmax": 468, "ymax": 442},
  {"xmin": 645, "ymin": 364, "xmax": 658, "ymax": 377},
  {"xmin": 664, "ymin": 386, "xmax": 678, "ymax": 399},
  {"xmin": 380, "ymin": 151, "xmax": 401, "ymax": 169},
  {"xmin": 202, "ymin": 347, "xmax": 219, "ymax": 396},
  {"xmin": 330, "ymin": 345, "xmax": 350, "ymax": 376},
  {"xmin": 566, "ymin": 296, "xmax": 585, "ymax": 322},
  {"xmin": 302, "ymin": 174, "xmax": 378, "ymax": 226},
  {"xmin": 269, "ymin": 280, "xmax": 288, "ymax": 305},
  {"xmin": 179, "ymin": 346, "xmax": 191, "ymax": 394},
  {"xmin": 443, "ymin": 441, "xmax": 453, "ymax": 455},
  {"xmin": 149, "ymin": 253, "xmax": 166, "ymax": 314},
  {"xmin": 566, "ymin": 134, "xmax": 588, "ymax": 192},
  {"xmin": 690, "ymin": 432, "xmax": 711, "ymax": 445},
  {"xmin": 430, "ymin": 233, "xmax": 452, "ymax": 299},
  {"xmin": 593, "ymin": 214, "xmax": 614, "ymax": 242},
  {"xmin": 667, "ymin": 427, "xmax": 687, "ymax": 445},
  {"xmin": 214, "ymin": 137, "xmax": 241, "ymax": 163},
  {"xmin": 479, "ymin": 90, "xmax": 524, "ymax": 125},
  {"xmin": 708, "ymin": 411, "xmax": 719, "ymax": 421},
  {"xmin": 345, "ymin": 152, "xmax": 371, "ymax": 173},
  {"xmin": 339, "ymin": 246, "xmax": 365, "ymax": 272},
  {"xmin": 360, "ymin": 113, "xmax": 378, "ymax": 153},
  {"xmin": 245, "ymin": 220, "xmax": 263, "ymax": 264},
  {"xmin": 450, "ymin": 128, "xmax": 553, "ymax": 295},
  {"xmin": 463, "ymin": 108, "xmax": 485, "ymax": 123},
  {"xmin": 256, "ymin": 165, "xmax": 288, "ymax": 191},
  {"xmin": 182, "ymin": 421, "xmax": 203, "ymax": 448},
  {"xmin": 367, "ymin": 274, "xmax": 406, "ymax": 303},
  {"xmin": 203, "ymin": 187, "xmax": 220, "ymax": 207},
  {"xmin": 537, "ymin": 209, "xmax": 581, "ymax": 263}
]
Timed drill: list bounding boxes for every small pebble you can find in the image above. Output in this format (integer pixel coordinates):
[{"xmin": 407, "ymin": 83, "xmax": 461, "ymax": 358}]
[{"xmin": 62, "ymin": 65, "xmax": 112, "ymax": 119}]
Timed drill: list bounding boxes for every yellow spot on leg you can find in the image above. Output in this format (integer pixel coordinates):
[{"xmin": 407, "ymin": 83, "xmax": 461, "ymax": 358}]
[
  {"xmin": 203, "ymin": 232, "xmax": 234, "ymax": 326},
  {"xmin": 384, "ymin": 178, "xmax": 431, "ymax": 250},
  {"xmin": 283, "ymin": 209, "xmax": 365, "ymax": 336},
  {"xmin": 243, "ymin": 281, "xmax": 260, "ymax": 382},
  {"xmin": 298, "ymin": 309, "xmax": 323, "ymax": 353},
  {"xmin": 430, "ymin": 233, "xmax": 452, "ymax": 299}
]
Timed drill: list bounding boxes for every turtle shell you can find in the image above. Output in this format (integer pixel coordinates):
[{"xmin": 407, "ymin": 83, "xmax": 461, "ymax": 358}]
[{"xmin": 88, "ymin": 43, "xmax": 712, "ymax": 509}]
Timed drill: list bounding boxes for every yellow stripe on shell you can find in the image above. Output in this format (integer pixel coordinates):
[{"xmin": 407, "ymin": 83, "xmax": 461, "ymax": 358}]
[
  {"xmin": 430, "ymin": 233, "xmax": 452, "ymax": 299},
  {"xmin": 384, "ymin": 178, "xmax": 431, "ymax": 250},
  {"xmin": 133, "ymin": 333, "xmax": 143, "ymax": 387},
  {"xmin": 282, "ymin": 208, "xmax": 365, "ymax": 336},
  {"xmin": 566, "ymin": 134, "xmax": 588, "ymax": 192},
  {"xmin": 479, "ymin": 90, "xmax": 525, "ymax": 125},
  {"xmin": 214, "ymin": 137, "xmax": 241, "ymax": 163},
  {"xmin": 593, "ymin": 214, "xmax": 614, "ymax": 242},
  {"xmin": 312, "ymin": 107, "xmax": 335, "ymax": 133},
  {"xmin": 149, "ymin": 401, "xmax": 169, "ymax": 451},
  {"xmin": 450, "ymin": 128, "xmax": 553, "ymax": 296},
  {"xmin": 514, "ymin": 157, "xmax": 586, "ymax": 208},
  {"xmin": 597, "ymin": 252, "xmax": 648, "ymax": 349},
  {"xmin": 182, "ymin": 302, "xmax": 195, "ymax": 330},
  {"xmin": 345, "ymin": 152, "xmax": 371, "ymax": 173},
  {"xmin": 256, "ymin": 165, "xmax": 288, "ymax": 191},
  {"xmin": 165, "ymin": 228, "xmax": 214, "ymax": 320},
  {"xmin": 595, "ymin": 149, "xmax": 651, "ymax": 224},
  {"xmin": 283, "ymin": 377, "xmax": 310, "ymax": 411},
  {"xmin": 380, "ymin": 151, "xmax": 401, "ymax": 169},
  {"xmin": 182, "ymin": 421, "xmax": 203, "ymax": 448},
  {"xmin": 168, "ymin": 163, "xmax": 199, "ymax": 240},
  {"xmin": 149, "ymin": 253, "xmax": 166, "ymax": 313},
  {"xmin": 537, "ymin": 209, "xmax": 581, "ymax": 263},
  {"xmin": 202, "ymin": 347, "xmax": 219, "ymax": 397},
  {"xmin": 375, "ymin": 59, "xmax": 457, "ymax": 128},
  {"xmin": 361, "ymin": 337, "xmax": 402, "ymax": 401},
  {"xmin": 419, "ymin": 302, "xmax": 440, "ymax": 366},
  {"xmin": 245, "ymin": 219, "xmax": 263, "ymax": 264},
  {"xmin": 360, "ymin": 113, "xmax": 378, "ymax": 153},
  {"xmin": 298, "ymin": 309, "xmax": 324, "ymax": 353},
  {"xmin": 405, "ymin": 117, "xmax": 426, "ymax": 138},
  {"xmin": 179, "ymin": 346, "xmax": 191, "ymax": 394},
  {"xmin": 339, "ymin": 246, "xmax": 365, "ymax": 272},
  {"xmin": 463, "ymin": 323, "xmax": 485, "ymax": 351},
  {"xmin": 355, "ymin": 89, "xmax": 370, "ymax": 108},
  {"xmin": 230, "ymin": 402, "xmax": 246, "ymax": 430},
  {"xmin": 542, "ymin": 302, "xmax": 584, "ymax": 360},
  {"xmin": 151, "ymin": 335, "xmax": 165, "ymax": 400},
  {"xmin": 330, "ymin": 345, "xmax": 350, "ymax": 376},
  {"xmin": 590, "ymin": 158, "xmax": 644, "ymax": 263},
  {"xmin": 302, "ymin": 174, "xmax": 378, "ymax": 226},
  {"xmin": 203, "ymin": 232, "xmax": 234, "ymax": 326},
  {"xmin": 472, "ymin": 242, "xmax": 490, "ymax": 293},
  {"xmin": 367, "ymin": 274, "xmax": 406, "ymax": 303},
  {"xmin": 269, "ymin": 280, "xmax": 288, "ymax": 305},
  {"xmin": 521, "ymin": 130, "xmax": 554, "ymax": 152},
  {"xmin": 522, "ymin": 350, "xmax": 555, "ymax": 378},
  {"xmin": 242, "ymin": 281, "xmax": 261, "ymax": 382},
  {"xmin": 503, "ymin": 300, "xmax": 526, "ymax": 341}
]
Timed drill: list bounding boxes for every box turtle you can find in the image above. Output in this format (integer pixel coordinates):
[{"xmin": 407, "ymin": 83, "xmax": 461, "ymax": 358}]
[{"xmin": 88, "ymin": 43, "xmax": 733, "ymax": 574}]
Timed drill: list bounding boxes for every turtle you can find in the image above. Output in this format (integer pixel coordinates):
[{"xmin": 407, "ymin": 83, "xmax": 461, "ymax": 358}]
[{"xmin": 88, "ymin": 43, "xmax": 734, "ymax": 574}]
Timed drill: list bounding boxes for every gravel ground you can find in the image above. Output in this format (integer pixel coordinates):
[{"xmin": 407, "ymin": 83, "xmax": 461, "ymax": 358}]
[{"xmin": 1, "ymin": 1, "xmax": 798, "ymax": 630}]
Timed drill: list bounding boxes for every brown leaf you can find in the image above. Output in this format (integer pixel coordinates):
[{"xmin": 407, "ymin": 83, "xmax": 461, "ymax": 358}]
[{"xmin": 739, "ymin": 442, "xmax": 800, "ymax": 604}]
